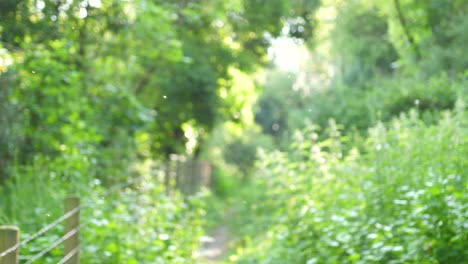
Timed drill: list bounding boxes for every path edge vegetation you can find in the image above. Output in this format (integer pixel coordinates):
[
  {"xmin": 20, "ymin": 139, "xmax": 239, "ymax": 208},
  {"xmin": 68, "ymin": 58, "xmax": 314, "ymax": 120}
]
[{"xmin": 1, "ymin": 0, "xmax": 467, "ymax": 263}]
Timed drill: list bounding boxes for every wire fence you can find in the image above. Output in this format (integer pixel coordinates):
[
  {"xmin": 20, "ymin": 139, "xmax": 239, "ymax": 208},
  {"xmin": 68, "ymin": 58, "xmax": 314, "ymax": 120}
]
[
  {"xmin": 0, "ymin": 182, "xmax": 138, "ymax": 263},
  {"xmin": 0, "ymin": 177, "xmax": 135, "ymax": 264},
  {"xmin": 0, "ymin": 205, "xmax": 79, "ymax": 257},
  {"xmin": 57, "ymin": 243, "xmax": 81, "ymax": 264},
  {"xmin": 0, "ymin": 198, "xmax": 83, "ymax": 264},
  {"xmin": 23, "ymin": 225, "xmax": 82, "ymax": 264},
  {"xmin": 0, "ymin": 159, "xmax": 212, "ymax": 264}
]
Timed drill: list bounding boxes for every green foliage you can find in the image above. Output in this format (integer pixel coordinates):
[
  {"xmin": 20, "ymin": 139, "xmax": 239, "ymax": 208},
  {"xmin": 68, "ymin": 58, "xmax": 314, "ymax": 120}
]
[
  {"xmin": 223, "ymin": 139, "xmax": 257, "ymax": 177},
  {"xmin": 0, "ymin": 0, "xmax": 320, "ymax": 162},
  {"xmin": 0, "ymin": 72, "xmax": 16, "ymax": 182},
  {"xmin": 0, "ymin": 159, "xmax": 207, "ymax": 263},
  {"xmin": 254, "ymin": 73, "xmax": 463, "ymax": 146},
  {"xmin": 211, "ymin": 166, "xmax": 241, "ymax": 199},
  {"xmin": 254, "ymin": 71, "xmax": 298, "ymax": 139},
  {"xmin": 2, "ymin": 0, "xmax": 467, "ymax": 262},
  {"xmin": 331, "ymin": 1, "xmax": 398, "ymax": 86},
  {"xmin": 370, "ymin": 0, "xmax": 468, "ymax": 76},
  {"xmin": 232, "ymin": 103, "xmax": 467, "ymax": 263},
  {"xmin": 203, "ymin": 124, "xmax": 274, "ymax": 189},
  {"xmin": 221, "ymin": 128, "xmax": 274, "ymax": 182}
]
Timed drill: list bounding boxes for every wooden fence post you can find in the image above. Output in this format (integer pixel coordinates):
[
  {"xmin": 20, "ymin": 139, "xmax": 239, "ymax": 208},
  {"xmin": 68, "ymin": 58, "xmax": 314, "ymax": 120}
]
[
  {"xmin": 0, "ymin": 226, "xmax": 19, "ymax": 264},
  {"xmin": 200, "ymin": 161, "xmax": 212, "ymax": 188},
  {"xmin": 193, "ymin": 161, "xmax": 201, "ymax": 193},
  {"xmin": 189, "ymin": 160, "xmax": 195, "ymax": 194},
  {"xmin": 180, "ymin": 160, "xmax": 186, "ymax": 195},
  {"xmin": 64, "ymin": 196, "xmax": 80, "ymax": 264},
  {"xmin": 175, "ymin": 159, "xmax": 181, "ymax": 190},
  {"xmin": 165, "ymin": 160, "xmax": 171, "ymax": 194}
]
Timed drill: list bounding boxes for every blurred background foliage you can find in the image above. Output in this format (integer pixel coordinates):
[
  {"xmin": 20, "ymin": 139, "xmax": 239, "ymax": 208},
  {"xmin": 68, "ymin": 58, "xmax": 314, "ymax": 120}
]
[{"xmin": 0, "ymin": 0, "xmax": 467, "ymax": 263}]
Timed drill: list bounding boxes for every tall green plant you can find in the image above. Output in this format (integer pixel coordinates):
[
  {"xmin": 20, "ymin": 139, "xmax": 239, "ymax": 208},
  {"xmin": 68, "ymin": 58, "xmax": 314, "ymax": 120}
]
[{"xmin": 233, "ymin": 102, "xmax": 467, "ymax": 263}]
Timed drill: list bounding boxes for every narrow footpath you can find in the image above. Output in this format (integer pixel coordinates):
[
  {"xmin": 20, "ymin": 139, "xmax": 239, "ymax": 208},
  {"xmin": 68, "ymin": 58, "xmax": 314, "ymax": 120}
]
[
  {"xmin": 199, "ymin": 224, "xmax": 230, "ymax": 263},
  {"xmin": 197, "ymin": 208, "xmax": 232, "ymax": 263}
]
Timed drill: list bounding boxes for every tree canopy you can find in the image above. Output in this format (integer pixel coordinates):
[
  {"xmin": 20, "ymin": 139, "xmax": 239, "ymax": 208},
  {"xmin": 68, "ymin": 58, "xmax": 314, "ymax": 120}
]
[{"xmin": 0, "ymin": 0, "xmax": 323, "ymax": 179}]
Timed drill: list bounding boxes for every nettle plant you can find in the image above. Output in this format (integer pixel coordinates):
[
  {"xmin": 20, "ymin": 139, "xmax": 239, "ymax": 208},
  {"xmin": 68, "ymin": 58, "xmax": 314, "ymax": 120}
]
[{"xmin": 238, "ymin": 102, "xmax": 467, "ymax": 263}]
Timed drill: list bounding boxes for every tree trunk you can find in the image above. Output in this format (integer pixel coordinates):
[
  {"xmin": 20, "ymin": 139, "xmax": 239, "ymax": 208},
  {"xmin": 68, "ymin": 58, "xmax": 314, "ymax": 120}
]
[{"xmin": 393, "ymin": 0, "xmax": 421, "ymax": 60}]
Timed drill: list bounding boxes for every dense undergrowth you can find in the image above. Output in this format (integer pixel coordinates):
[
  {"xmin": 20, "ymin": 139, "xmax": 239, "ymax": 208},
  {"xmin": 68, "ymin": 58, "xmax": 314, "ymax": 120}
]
[
  {"xmin": 0, "ymin": 159, "xmax": 207, "ymax": 263},
  {"xmin": 226, "ymin": 100, "xmax": 467, "ymax": 263},
  {"xmin": 1, "ymin": 1, "xmax": 468, "ymax": 263}
]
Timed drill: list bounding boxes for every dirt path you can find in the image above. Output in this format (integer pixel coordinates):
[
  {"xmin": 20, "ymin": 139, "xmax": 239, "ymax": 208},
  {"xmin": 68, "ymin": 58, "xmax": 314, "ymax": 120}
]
[
  {"xmin": 197, "ymin": 206, "xmax": 235, "ymax": 263},
  {"xmin": 198, "ymin": 224, "xmax": 230, "ymax": 263}
]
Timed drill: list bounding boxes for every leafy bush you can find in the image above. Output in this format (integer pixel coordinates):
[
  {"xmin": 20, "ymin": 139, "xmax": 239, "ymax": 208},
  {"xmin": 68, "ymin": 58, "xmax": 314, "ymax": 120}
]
[
  {"xmin": 331, "ymin": 2, "xmax": 398, "ymax": 86},
  {"xmin": 0, "ymin": 159, "xmax": 206, "ymax": 263},
  {"xmin": 0, "ymin": 73, "xmax": 16, "ymax": 182},
  {"xmin": 257, "ymin": 73, "xmax": 464, "ymax": 145},
  {"xmin": 232, "ymin": 101, "xmax": 467, "ymax": 263}
]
